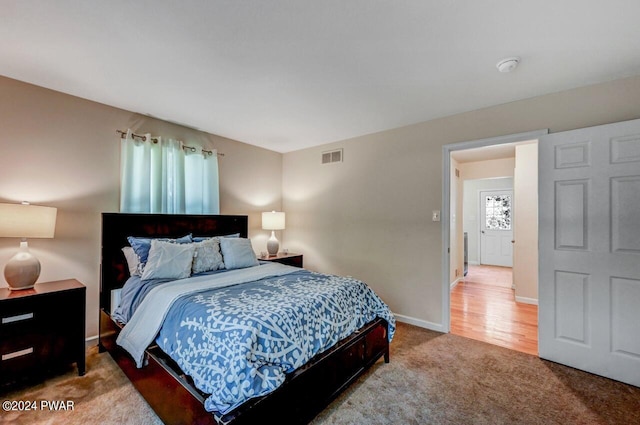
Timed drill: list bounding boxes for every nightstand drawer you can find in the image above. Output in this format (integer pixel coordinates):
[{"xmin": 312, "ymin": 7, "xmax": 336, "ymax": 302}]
[
  {"xmin": 1, "ymin": 349, "xmax": 38, "ymax": 381},
  {"xmin": 1, "ymin": 297, "xmax": 41, "ymax": 323},
  {"xmin": 0, "ymin": 296, "xmax": 52, "ymax": 339},
  {"xmin": 0, "ymin": 335, "xmax": 40, "ymax": 382},
  {"xmin": 0, "ymin": 308, "xmax": 40, "ymax": 337},
  {"xmin": 2, "ymin": 346, "xmax": 35, "ymax": 362},
  {"xmin": 1, "ymin": 311, "xmax": 35, "ymax": 325}
]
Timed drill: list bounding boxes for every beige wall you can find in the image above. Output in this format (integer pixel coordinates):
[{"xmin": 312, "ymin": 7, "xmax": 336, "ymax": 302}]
[
  {"xmin": 282, "ymin": 74, "xmax": 640, "ymax": 330},
  {"xmin": 513, "ymin": 142, "xmax": 539, "ymax": 303},
  {"xmin": 0, "ymin": 76, "xmax": 283, "ymax": 340},
  {"xmin": 449, "ymin": 158, "xmax": 461, "ymax": 285},
  {"xmin": 449, "ymin": 159, "xmax": 464, "ymax": 286},
  {"xmin": 460, "ymin": 157, "xmax": 515, "ymax": 181}
]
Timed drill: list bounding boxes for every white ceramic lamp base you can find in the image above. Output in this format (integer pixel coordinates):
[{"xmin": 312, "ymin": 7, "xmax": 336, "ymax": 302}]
[
  {"xmin": 267, "ymin": 230, "xmax": 279, "ymax": 256},
  {"xmin": 4, "ymin": 241, "xmax": 41, "ymax": 290}
]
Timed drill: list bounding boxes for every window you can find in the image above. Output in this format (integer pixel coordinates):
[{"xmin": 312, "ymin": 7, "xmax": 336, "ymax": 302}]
[
  {"xmin": 485, "ymin": 195, "xmax": 511, "ymax": 230},
  {"xmin": 119, "ymin": 130, "xmax": 219, "ymax": 214}
]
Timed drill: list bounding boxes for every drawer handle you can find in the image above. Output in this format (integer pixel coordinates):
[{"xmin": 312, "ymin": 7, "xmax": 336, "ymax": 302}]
[
  {"xmin": 1, "ymin": 312, "xmax": 34, "ymax": 324},
  {"xmin": 2, "ymin": 347, "xmax": 34, "ymax": 361}
]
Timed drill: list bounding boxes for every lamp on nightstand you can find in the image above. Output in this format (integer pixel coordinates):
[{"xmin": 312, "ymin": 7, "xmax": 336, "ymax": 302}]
[
  {"xmin": 0, "ymin": 202, "xmax": 57, "ymax": 290},
  {"xmin": 262, "ymin": 211, "xmax": 285, "ymax": 256}
]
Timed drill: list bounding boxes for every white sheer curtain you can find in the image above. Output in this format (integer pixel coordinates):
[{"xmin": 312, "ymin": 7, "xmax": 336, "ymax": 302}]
[
  {"xmin": 184, "ymin": 148, "xmax": 220, "ymax": 214},
  {"xmin": 120, "ymin": 129, "xmax": 220, "ymax": 214}
]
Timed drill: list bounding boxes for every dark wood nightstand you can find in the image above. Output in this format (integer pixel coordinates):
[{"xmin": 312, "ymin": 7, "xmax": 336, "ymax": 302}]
[
  {"xmin": 0, "ymin": 279, "xmax": 86, "ymax": 388},
  {"xmin": 259, "ymin": 253, "xmax": 303, "ymax": 268}
]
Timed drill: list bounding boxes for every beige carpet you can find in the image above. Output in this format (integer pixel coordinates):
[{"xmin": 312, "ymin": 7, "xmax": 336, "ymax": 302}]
[{"xmin": 2, "ymin": 323, "xmax": 639, "ymax": 425}]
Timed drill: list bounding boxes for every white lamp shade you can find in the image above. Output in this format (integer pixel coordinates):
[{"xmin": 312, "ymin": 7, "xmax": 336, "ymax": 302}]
[
  {"xmin": 262, "ymin": 211, "xmax": 285, "ymax": 230},
  {"xmin": 0, "ymin": 203, "xmax": 57, "ymax": 238}
]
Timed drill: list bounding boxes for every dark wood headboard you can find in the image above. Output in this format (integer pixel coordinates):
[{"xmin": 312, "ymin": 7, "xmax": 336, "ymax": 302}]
[{"xmin": 100, "ymin": 213, "xmax": 248, "ymax": 312}]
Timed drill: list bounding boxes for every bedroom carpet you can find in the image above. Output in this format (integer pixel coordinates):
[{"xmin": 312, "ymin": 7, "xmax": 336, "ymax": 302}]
[{"xmin": 2, "ymin": 322, "xmax": 639, "ymax": 425}]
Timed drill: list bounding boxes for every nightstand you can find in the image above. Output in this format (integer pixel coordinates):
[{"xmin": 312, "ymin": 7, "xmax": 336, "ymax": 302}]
[
  {"xmin": 259, "ymin": 253, "xmax": 303, "ymax": 268},
  {"xmin": 0, "ymin": 279, "xmax": 86, "ymax": 388}
]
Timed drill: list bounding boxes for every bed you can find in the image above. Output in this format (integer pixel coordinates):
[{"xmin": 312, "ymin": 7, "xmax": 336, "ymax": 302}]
[{"xmin": 98, "ymin": 213, "xmax": 394, "ymax": 425}]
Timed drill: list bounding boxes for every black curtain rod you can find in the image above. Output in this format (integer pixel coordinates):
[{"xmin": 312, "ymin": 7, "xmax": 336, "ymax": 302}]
[
  {"xmin": 116, "ymin": 130, "xmax": 224, "ymax": 157},
  {"xmin": 116, "ymin": 130, "xmax": 158, "ymax": 143}
]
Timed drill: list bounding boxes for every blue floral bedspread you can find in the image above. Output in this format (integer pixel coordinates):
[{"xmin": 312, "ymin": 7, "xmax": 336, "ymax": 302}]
[{"xmin": 154, "ymin": 269, "xmax": 395, "ymax": 416}]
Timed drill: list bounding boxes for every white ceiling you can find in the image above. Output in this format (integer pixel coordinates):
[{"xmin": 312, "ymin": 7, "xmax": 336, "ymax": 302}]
[{"xmin": 2, "ymin": 1, "xmax": 640, "ymax": 153}]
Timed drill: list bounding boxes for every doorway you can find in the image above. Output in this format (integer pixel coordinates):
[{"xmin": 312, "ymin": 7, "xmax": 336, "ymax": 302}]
[{"xmin": 442, "ymin": 129, "xmax": 546, "ymax": 354}]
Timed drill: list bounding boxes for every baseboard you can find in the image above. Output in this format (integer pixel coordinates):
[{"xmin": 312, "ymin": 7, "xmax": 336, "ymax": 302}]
[
  {"xmin": 469, "ymin": 261, "xmax": 480, "ymax": 265},
  {"xmin": 85, "ymin": 335, "xmax": 99, "ymax": 349},
  {"xmin": 393, "ymin": 313, "xmax": 445, "ymax": 333},
  {"xmin": 450, "ymin": 277, "xmax": 462, "ymax": 290},
  {"xmin": 515, "ymin": 296, "xmax": 538, "ymax": 305}
]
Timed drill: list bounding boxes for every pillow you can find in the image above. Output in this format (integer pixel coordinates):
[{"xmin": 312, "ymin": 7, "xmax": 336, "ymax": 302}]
[
  {"xmin": 219, "ymin": 237, "xmax": 259, "ymax": 270},
  {"xmin": 192, "ymin": 233, "xmax": 240, "ymax": 242},
  {"xmin": 121, "ymin": 246, "xmax": 141, "ymax": 276},
  {"xmin": 127, "ymin": 234, "xmax": 192, "ymax": 265},
  {"xmin": 191, "ymin": 237, "xmax": 224, "ymax": 274},
  {"xmin": 141, "ymin": 239, "xmax": 196, "ymax": 281}
]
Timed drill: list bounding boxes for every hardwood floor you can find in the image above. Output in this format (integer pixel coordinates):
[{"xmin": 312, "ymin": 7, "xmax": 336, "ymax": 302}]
[{"xmin": 450, "ymin": 264, "xmax": 538, "ymax": 356}]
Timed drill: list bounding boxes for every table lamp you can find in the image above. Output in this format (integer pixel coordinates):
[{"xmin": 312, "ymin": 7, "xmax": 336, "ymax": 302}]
[
  {"xmin": 262, "ymin": 211, "xmax": 285, "ymax": 256},
  {"xmin": 0, "ymin": 202, "xmax": 57, "ymax": 290}
]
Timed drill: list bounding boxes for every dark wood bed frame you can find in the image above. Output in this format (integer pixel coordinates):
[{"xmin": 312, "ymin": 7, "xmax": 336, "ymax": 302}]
[{"xmin": 98, "ymin": 213, "xmax": 390, "ymax": 425}]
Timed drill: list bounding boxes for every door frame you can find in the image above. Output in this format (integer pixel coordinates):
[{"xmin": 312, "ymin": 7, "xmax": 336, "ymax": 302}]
[{"xmin": 441, "ymin": 129, "xmax": 548, "ymax": 333}]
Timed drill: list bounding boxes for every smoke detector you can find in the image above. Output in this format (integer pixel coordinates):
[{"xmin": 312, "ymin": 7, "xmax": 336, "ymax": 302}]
[{"xmin": 496, "ymin": 57, "xmax": 520, "ymax": 73}]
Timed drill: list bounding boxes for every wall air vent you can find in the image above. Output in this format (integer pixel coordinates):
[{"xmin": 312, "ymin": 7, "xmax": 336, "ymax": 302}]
[{"xmin": 322, "ymin": 148, "xmax": 343, "ymax": 164}]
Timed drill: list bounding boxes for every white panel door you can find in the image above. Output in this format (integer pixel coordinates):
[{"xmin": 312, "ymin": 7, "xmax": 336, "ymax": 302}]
[
  {"xmin": 539, "ymin": 118, "xmax": 640, "ymax": 387},
  {"xmin": 480, "ymin": 190, "xmax": 513, "ymax": 267}
]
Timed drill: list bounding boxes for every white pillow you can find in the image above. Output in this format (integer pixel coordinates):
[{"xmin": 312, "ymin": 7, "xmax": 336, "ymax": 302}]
[
  {"xmin": 192, "ymin": 237, "xmax": 224, "ymax": 274},
  {"xmin": 122, "ymin": 246, "xmax": 141, "ymax": 276},
  {"xmin": 219, "ymin": 237, "xmax": 259, "ymax": 270},
  {"xmin": 141, "ymin": 239, "xmax": 196, "ymax": 281}
]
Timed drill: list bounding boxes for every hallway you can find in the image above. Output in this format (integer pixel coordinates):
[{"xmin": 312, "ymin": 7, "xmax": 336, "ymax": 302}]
[{"xmin": 450, "ymin": 264, "xmax": 538, "ymax": 356}]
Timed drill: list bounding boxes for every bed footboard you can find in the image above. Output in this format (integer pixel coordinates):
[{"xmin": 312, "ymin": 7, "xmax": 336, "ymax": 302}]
[{"xmin": 99, "ymin": 310, "xmax": 389, "ymax": 425}]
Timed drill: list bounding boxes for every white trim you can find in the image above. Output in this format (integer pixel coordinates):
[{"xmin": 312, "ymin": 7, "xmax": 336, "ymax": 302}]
[
  {"xmin": 443, "ymin": 130, "xmax": 547, "ymax": 152},
  {"xmin": 442, "ymin": 129, "xmax": 548, "ymax": 334},
  {"xmin": 468, "ymin": 260, "xmax": 480, "ymax": 265},
  {"xmin": 450, "ymin": 277, "xmax": 462, "ymax": 290},
  {"xmin": 394, "ymin": 313, "xmax": 445, "ymax": 333},
  {"xmin": 86, "ymin": 335, "xmax": 98, "ymax": 349},
  {"xmin": 515, "ymin": 296, "xmax": 538, "ymax": 305}
]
